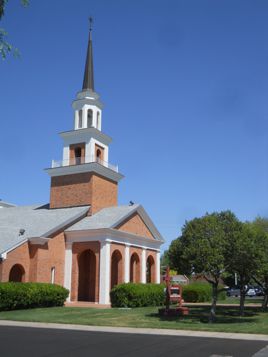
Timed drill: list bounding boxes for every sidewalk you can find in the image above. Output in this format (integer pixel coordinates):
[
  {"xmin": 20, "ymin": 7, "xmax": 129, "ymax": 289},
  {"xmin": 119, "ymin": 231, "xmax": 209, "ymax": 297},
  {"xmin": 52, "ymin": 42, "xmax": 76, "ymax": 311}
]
[{"xmin": 1, "ymin": 320, "xmax": 268, "ymax": 341}]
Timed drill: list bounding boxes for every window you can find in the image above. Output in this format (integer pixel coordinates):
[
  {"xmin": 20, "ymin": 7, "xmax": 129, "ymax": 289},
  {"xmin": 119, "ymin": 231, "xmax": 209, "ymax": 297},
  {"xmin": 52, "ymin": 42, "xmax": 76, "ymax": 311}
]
[
  {"xmin": 87, "ymin": 109, "xmax": 93, "ymax": 127},
  {"xmin": 75, "ymin": 147, "xmax": 82, "ymax": 164},
  {"xmin": 51, "ymin": 267, "xmax": 55, "ymax": 284},
  {"xmin": 78, "ymin": 110, "xmax": 83, "ymax": 128},
  {"xmin": 96, "ymin": 149, "xmax": 101, "ymax": 162}
]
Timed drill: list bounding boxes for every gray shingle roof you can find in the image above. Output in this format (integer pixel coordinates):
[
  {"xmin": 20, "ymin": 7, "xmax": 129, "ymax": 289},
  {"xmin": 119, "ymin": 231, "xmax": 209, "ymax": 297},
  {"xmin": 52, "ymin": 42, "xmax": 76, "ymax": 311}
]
[
  {"xmin": 0, "ymin": 204, "xmax": 89, "ymax": 255},
  {"xmin": 66, "ymin": 204, "xmax": 139, "ymax": 231}
]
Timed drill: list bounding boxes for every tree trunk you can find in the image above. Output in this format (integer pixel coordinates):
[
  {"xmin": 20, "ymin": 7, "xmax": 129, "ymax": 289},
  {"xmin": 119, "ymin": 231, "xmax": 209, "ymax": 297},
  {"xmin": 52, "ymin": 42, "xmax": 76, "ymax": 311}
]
[
  {"xmin": 262, "ymin": 293, "xmax": 268, "ymax": 311},
  {"xmin": 239, "ymin": 289, "xmax": 246, "ymax": 316},
  {"xmin": 209, "ymin": 284, "xmax": 218, "ymax": 323}
]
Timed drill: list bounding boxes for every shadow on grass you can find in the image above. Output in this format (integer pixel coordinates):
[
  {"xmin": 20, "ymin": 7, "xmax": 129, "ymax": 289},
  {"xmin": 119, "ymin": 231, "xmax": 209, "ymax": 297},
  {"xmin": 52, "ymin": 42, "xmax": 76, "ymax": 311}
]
[{"xmin": 146, "ymin": 306, "xmax": 260, "ymax": 325}]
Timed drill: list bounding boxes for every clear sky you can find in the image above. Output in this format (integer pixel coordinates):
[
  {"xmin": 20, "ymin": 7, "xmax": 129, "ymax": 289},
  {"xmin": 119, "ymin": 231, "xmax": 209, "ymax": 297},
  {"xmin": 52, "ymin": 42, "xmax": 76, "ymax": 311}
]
[{"xmin": 1, "ymin": 0, "xmax": 268, "ymax": 251}]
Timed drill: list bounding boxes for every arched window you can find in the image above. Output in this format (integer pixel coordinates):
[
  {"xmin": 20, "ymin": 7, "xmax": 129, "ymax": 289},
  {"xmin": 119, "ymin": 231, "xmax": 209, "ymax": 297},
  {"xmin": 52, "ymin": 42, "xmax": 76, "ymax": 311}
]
[
  {"xmin": 78, "ymin": 110, "xmax": 83, "ymax": 128},
  {"xmin": 75, "ymin": 147, "xmax": 81, "ymax": 165},
  {"xmin": 111, "ymin": 250, "xmax": 123, "ymax": 289},
  {"xmin": 130, "ymin": 253, "xmax": 140, "ymax": 283},
  {"xmin": 87, "ymin": 109, "xmax": 93, "ymax": 128},
  {"xmin": 146, "ymin": 255, "xmax": 155, "ymax": 283},
  {"xmin": 96, "ymin": 111, "xmax": 100, "ymax": 129},
  {"xmin": 96, "ymin": 149, "xmax": 101, "ymax": 162},
  {"xmin": 9, "ymin": 264, "xmax": 25, "ymax": 282}
]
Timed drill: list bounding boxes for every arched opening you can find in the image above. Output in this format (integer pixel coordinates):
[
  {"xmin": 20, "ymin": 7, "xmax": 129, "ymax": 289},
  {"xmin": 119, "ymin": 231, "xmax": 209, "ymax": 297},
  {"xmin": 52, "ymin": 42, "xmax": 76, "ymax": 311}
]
[
  {"xmin": 96, "ymin": 111, "xmax": 100, "ymax": 129},
  {"xmin": 130, "ymin": 253, "xmax": 140, "ymax": 283},
  {"xmin": 96, "ymin": 149, "xmax": 101, "ymax": 162},
  {"xmin": 9, "ymin": 264, "xmax": 25, "ymax": 282},
  {"xmin": 78, "ymin": 250, "xmax": 96, "ymax": 302},
  {"xmin": 87, "ymin": 109, "xmax": 93, "ymax": 127},
  {"xmin": 78, "ymin": 110, "xmax": 83, "ymax": 128},
  {"xmin": 74, "ymin": 147, "xmax": 81, "ymax": 165},
  {"xmin": 146, "ymin": 255, "xmax": 155, "ymax": 283},
  {"xmin": 111, "ymin": 250, "xmax": 123, "ymax": 289}
]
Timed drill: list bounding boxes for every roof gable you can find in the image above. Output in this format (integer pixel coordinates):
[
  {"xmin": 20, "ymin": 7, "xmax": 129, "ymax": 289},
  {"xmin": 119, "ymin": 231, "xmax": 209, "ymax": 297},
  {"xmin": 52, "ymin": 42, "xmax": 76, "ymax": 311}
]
[
  {"xmin": 115, "ymin": 212, "xmax": 154, "ymax": 239},
  {"xmin": 67, "ymin": 204, "xmax": 164, "ymax": 242}
]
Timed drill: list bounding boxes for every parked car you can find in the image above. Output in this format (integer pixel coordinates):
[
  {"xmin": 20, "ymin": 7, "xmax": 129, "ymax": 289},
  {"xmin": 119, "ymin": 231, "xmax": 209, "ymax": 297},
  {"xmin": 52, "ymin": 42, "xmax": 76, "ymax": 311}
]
[
  {"xmin": 254, "ymin": 287, "xmax": 264, "ymax": 296},
  {"xmin": 246, "ymin": 288, "xmax": 256, "ymax": 297},
  {"xmin": 227, "ymin": 288, "xmax": 240, "ymax": 297}
]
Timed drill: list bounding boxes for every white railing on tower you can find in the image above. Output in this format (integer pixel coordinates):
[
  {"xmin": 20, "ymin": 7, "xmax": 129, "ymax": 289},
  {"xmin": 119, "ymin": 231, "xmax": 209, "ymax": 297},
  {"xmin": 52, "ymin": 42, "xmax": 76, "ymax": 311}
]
[{"xmin": 51, "ymin": 156, "xmax": 118, "ymax": 173}]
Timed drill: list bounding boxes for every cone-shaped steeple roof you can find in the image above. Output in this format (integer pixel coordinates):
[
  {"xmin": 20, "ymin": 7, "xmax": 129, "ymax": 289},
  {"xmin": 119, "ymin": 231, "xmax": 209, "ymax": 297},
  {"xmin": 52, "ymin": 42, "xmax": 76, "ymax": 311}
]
[{"xmin": 82, "ymin": 18, "xmax": 94, "ymax": 91}]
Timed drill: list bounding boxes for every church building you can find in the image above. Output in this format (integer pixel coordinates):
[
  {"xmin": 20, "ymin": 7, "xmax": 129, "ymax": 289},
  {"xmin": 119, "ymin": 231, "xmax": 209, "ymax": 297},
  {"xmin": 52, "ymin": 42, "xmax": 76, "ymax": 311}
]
[{"xmin": 0, "ymin": 26, "xmax": 164, "ymax": 305}]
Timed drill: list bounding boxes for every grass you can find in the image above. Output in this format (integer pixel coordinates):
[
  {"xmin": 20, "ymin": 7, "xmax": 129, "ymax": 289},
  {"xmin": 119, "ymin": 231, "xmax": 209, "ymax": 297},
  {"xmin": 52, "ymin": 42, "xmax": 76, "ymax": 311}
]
[{"xmin": 1, "ymin": 303, "xmax": 268, "ymax": 334}]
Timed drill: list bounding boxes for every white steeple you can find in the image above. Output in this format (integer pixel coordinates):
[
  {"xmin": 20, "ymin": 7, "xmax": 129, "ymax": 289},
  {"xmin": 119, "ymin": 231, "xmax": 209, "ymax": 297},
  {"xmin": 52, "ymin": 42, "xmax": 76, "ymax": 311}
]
[{"xmin": 72, "ymin": 19, "xmax": 102, "ymax": 132}]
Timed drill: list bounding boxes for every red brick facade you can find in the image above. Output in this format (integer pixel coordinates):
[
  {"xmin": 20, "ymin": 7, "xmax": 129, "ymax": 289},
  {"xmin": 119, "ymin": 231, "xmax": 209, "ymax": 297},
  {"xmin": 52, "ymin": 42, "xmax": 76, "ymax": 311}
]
[
  {"xmin": 116, "ymin": 212, "xmax": 154, "ymax": 239},
  {"xmin": 50, "ymin": 172, "xmax": 118, "ymax": 213},
  {"xmin": 0, "ymin": 232, "xmax": 65, "ymax": 285}
]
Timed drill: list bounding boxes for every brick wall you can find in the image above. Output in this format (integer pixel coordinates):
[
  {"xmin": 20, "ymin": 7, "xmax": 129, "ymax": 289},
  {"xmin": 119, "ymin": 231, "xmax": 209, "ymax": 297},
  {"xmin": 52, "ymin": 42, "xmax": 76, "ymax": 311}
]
[
  {"xmin": 1, "ymin": 242, "xmax": 31, "ymax": 282},
  {"xmin": 50, "ymin": 173, "xmax": 118, "ymax": 214},
  {"xmin": 116, "ymin": 213, "xmax": 154, "ymax": 239},
  {"xmin": 0, "ymin": 232, "xmax": 66, "ymax": 286}
]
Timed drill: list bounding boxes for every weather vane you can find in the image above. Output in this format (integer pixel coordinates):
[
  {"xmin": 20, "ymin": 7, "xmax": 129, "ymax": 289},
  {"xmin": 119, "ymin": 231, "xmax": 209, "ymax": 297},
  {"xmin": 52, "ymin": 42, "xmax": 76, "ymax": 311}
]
[{"xmin": 89, "ymin": 17, "xmax": 93, "ymax": 32}]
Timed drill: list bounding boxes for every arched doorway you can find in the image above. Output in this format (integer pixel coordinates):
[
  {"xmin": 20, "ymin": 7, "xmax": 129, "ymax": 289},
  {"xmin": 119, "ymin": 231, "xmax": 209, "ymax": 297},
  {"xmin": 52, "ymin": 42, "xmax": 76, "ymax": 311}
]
[
  {"xmin": 111, "ymin": 250, "xmax": 123, "ymax": 289},
  {"xmin": 9, "ymin": 264, "xmax": 25, "ymax": 282},
  {"xmin": 130, "ymin": 253, "xmax": 140, "ymax": 283},
  {"xmin": 78, "ymin": 250, "xmax": 96, "ymax": 302},
  {"xmin": 146, "ymin": 255, "xmax": 155, "ymax": 283}
]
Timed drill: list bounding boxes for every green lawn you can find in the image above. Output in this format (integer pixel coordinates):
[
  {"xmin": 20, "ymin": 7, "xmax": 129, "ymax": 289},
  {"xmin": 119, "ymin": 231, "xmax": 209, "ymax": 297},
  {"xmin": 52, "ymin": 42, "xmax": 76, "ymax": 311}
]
[{"xmin": 1, "ymin": 304, "xmax": 268, "ymax": 334}]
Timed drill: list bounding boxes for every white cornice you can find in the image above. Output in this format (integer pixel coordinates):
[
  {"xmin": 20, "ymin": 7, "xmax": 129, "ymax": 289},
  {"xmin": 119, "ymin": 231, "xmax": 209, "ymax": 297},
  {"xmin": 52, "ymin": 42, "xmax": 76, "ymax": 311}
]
[
  {"xmin": 59, "ymin": 128, "xmax": 112, "ymax": 145},
  {"xmin": 44, "ymin": 162, "xmax": 124, "ymax": 182},
  {"xmin": 65, "ymin": 228, "xmax": 162, "ymax": 251}
]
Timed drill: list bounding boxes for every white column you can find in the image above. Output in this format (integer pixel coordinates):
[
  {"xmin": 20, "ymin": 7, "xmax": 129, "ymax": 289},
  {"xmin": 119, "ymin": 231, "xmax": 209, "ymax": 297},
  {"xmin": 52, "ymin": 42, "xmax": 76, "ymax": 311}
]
[
  {"xmin": 156, "ymin": 251, "xmax": 161, "ymax": 284},
  {"xmin": 64, "ymin": 242, "xmax": 73, "ymax": 302},
  {"xmin": 82, "ymin": 108, "xmax": 87, "ymax": 128},
  {"xmin": 124, "ymin": 244, "xmax": 130, "ymax": 283},
  {"xmin": 141, "ymin": 248, "xmax": 146, "ymax": 283},
  {"xmin": 99, "ymin": 241, "xmax": 111, "ymax": 304},
  {"xmin": 74, "ymin": 110, "xmax": 79, "ymax": 130},
  {"xmin": 92, "ymin": 109, "xmax": 97, "ymax": 128}
]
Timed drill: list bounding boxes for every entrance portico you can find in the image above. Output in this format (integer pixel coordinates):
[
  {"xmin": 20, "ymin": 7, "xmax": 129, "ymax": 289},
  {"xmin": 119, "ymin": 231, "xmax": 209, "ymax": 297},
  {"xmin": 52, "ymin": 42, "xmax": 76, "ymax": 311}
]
[{"xmin": 64, "ymin": 227, "xmax": 161, "ymax": 304}]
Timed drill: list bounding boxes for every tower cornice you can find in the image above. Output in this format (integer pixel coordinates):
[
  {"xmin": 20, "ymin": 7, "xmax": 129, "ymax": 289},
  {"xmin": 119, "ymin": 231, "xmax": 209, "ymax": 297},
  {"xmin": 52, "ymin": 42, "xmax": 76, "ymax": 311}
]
[{"xmin": 59, "ymin": 127, "xmax": 112, "ymax": 145}]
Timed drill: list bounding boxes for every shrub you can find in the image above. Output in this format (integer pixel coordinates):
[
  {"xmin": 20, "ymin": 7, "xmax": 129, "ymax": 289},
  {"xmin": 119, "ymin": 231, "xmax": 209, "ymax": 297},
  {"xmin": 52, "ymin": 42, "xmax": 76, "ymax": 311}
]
[
  {"xmin": 182, "ymin": 283, "xmax": 226, "ymax": 303},
  {"xmin": 0, "ymin": 282, "xmax": 69, "ymax": 311},
  {"xmin": 110, "ymin": 283, "xmax": 165, "ymax": 308}
]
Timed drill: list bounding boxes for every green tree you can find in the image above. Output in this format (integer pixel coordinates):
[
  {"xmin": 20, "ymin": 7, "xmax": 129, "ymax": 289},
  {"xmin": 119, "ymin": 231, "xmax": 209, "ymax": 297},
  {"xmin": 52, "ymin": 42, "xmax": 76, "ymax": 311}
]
[
  {"xmin": 225, "ymin": 223, "xmax": 263, "ymax": 315},
  {"xmin": 169, "ymin": 211, "xmax": 241, "ymax": 322},
  {"xmin": 250, "ymin": 218, "xmax": 268, "ymax": 311},
  {"xmin": 0, "ymin": 0, "xmax": 29, "ymax": 59}
]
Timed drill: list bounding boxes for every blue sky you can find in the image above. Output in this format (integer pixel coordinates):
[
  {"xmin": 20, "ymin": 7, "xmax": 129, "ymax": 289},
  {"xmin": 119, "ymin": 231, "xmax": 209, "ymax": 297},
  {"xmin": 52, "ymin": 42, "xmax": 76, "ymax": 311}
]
[{"xmin": 1, "ymin": 0, "xmax": 268, "ymax": 251}]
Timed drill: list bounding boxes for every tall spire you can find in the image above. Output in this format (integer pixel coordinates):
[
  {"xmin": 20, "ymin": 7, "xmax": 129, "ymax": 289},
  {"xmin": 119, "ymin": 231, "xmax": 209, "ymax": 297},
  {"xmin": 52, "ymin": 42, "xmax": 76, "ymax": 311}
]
[{"xmin": 82, "ymin": 17, "xmax": 94, "ymax": 91}]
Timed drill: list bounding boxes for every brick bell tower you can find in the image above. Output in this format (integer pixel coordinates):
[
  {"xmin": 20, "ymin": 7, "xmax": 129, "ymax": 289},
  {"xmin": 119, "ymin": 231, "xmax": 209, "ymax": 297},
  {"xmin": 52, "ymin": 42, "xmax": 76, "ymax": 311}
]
[{"xmin": 45, "ymin": 20, "xmax": 124, "ymax": 214}]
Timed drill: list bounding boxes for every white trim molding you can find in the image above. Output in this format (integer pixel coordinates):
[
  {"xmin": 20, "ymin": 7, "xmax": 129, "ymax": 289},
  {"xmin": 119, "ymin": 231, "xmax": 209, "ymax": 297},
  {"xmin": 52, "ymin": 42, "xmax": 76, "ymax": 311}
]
[{"xmin": 65, "ymin": 229, "xmax": 162, "ymax": 251}]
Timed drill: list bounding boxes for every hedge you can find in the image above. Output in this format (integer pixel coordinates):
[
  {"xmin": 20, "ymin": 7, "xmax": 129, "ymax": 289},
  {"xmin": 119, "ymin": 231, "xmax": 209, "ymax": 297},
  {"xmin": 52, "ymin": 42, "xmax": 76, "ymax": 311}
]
[
  {"xmin": 0, "ymin": 282, "xmax": 69, "ymax": 311},
  {"xmin": 110, "ymin": 283, "xmax": 165, "ymax": 307},
  {"xmin": 182, "ymin": 283, "xmax": 226, "ymax": 303}
]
